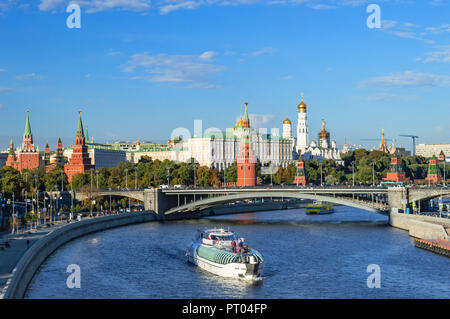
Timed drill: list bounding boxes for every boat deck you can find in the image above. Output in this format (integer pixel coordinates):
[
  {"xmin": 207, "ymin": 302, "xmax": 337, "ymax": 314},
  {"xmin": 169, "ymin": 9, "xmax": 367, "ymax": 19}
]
[{"xmin": 414, "ymin": 238, "xmax": 450, "ymax": 258}]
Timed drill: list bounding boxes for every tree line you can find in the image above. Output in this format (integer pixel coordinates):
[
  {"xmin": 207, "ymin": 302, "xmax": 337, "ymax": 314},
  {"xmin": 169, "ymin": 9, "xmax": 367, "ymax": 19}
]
[{"xmin": 0, "ymin": 150, "xmax": 448, "ymax": 199}]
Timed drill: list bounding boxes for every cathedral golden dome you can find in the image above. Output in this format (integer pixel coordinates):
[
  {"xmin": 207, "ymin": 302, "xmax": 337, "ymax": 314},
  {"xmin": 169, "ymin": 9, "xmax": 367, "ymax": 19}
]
[
  {"xmin": 283, "ymin": 117, "xmax": 291, "ymax": 125},
  {"xmin": 298, "ymin": 94, "xmax": 306, "ymax": 113},
  {"xmin": 319, "ymin": 118, "xmax": 329, "ymax": 139},
  {"xmin": 236, "ymin": 116, "xmax": 245, "ymax": 127}
]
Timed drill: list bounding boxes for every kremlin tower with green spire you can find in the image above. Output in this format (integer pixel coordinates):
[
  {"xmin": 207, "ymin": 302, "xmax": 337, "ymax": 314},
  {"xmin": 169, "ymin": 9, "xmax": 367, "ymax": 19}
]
[
  {"xmin": 6, "ymin": 110, "xmax": 41, "ymax": 172},
  {"xmin": 64, "ymin": 111, "xmax": 95, "ymax": 183}
]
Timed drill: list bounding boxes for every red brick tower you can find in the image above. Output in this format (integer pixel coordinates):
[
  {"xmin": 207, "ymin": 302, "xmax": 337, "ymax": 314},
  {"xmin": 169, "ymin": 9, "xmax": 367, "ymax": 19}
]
[
  {"xmin": 55, "ymin": 137, "xmax": 65, "ymax": 165},
  {"xmin": 383, "ymin": 157, "xmax": 409, "ymax": 183},
  {"xmin": 64, "ymin": 111, "xmax": 94, "ymax": 183},
  {"xmin": 293, "ymin": 160, "xmax": 307, "ymax": 186},
  {"xmin": 236, "ymin": 103, "xmax": 256, "ymax": 187},
  {"xmin": 44, "ymin": 142, "xmax": 51, "ymax": 166},
  {"xmin": 426, "ymin": 155, "xmax": 442, "ymax": 184},
  {"xmin": 6, "ymin": 111, "xmax": 41, "ymax": 172},
  {"xmin": 45, "ymin": 138, "xmax": 66, "ymax": 173}
]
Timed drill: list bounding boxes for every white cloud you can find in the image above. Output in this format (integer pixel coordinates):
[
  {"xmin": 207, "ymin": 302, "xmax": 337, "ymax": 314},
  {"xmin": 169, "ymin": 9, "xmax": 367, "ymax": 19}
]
[
  {"xmin": 0, "ymin": 87, "xmax": 12, "ymax": 92},
  {"xmin": 424, "ymin": 24, "xmax": 450, "ymax": 35},
  {"xmin": 15, "ymin": 73, "xmax": 42, "ymax": 80},
  {"xmin": 359, "ymin": 71, "xmax": 450, "ymax": 89},
  {"xmin": 280, "ymin": 75, "xmax": 293, "ymax": 80},
  {"xmin": 308, "ymin": 4, "xmax": 336, "ymax": 10},
  {"xmin": 85, "ymin": 73, "xmax": 92, "ymax": 78},
  {"xmin": 419, "ymin": 45, "xmax": 450, "ymax": 63},
  {"xmin": 199, "ymin": 51, "xmax": 217, "ymax": 61},
  {"xmin": 39, "ymin": 0, "xmax": 151, "ymax": 13},
  {"xmin": 107, "ymin": 49, "xmax": 121, "ymax": 56},
  {"xmin": 122, "ymin": 52, "xmax": 226, "ymax": 87},
  {"xmin": 159, "ymin": 1, "xmax": 200, "ymax": 15},
  {"xmin": 251, "ymin": 47, "xmax": 278, "ymax": 56},
  {"xmin": 0, "ymin": 69, "xmax": 6, "ymax": 73},
  {"xmin": 381, "ymin": 20, "xmax": 398, "ymax": 30}
]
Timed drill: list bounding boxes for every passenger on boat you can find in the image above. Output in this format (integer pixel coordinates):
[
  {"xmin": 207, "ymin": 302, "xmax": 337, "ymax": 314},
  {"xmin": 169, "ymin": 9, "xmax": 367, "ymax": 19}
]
[{"xmin": 232, "ymin": 240, "xmax": 236, "ymax": 253}]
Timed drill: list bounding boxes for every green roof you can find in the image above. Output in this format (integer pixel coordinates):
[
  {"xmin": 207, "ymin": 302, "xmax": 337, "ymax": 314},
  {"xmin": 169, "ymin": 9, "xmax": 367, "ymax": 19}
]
[{"xmin": 24, "ymin": 111, "xmax": 32, "ymax": 136}]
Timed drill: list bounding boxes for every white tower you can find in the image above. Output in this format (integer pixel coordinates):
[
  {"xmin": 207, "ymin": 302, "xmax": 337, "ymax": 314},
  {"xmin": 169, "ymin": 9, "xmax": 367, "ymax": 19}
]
[
  {"xmin": 296, "ymin": 93, "xmax": 308, "ymax": 153},
  {"xmin": 282, "ymin": 115, "xmax": 292, "ymax": 139}
]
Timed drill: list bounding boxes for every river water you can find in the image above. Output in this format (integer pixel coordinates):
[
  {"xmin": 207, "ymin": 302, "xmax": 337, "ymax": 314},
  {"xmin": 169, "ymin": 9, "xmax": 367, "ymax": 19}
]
[{"xmin": 25, "ymin": 206, "xmax": 450, "ymax": 299}]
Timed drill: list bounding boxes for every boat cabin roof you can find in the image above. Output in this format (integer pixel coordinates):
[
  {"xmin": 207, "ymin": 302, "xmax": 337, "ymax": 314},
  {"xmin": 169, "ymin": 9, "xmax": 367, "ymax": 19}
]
[{"xmin": 199, "ymin": 228, "xmax": 235, "ymax": 238}]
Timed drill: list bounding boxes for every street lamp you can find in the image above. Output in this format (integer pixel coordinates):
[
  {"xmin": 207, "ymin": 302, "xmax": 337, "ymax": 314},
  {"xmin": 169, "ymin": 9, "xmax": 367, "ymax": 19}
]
[
  {"xmin": 193, "ymin": 164, "xmax": 197, "ymax": 188},
  {"xmin": 166, "ymin": 167, "xmax": 170, "ymax": 186},
  {"xmin": 320, "ymin": 162, "xmax": 323, "ymax": 187},
  {"xmin": 351, "ymin": 161, "xmax": 356, "ymax": 187},
  {"xmin": 371, "ymin": 162, "xmax": 376, "ymax": 187},
  {"xmin": 90, "ymin": 168, "xmax": 94, "ymax": 217},
  {"xmin": 443, "ymin": 159, "xmax": 446, "ymax": 187}
]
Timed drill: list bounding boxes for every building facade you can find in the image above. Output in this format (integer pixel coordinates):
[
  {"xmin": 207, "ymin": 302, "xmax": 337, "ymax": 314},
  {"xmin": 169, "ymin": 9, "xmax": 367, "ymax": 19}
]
[{"xmin": 416, "ymin": 144, "xmax": 450, "ymax": 161}]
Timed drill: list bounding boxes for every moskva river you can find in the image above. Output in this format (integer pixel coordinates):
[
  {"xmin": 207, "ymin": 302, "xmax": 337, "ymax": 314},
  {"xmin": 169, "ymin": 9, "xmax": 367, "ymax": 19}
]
[{"xmin": 25, "ymin": 206, "xmax": 450, "ymax": 298}]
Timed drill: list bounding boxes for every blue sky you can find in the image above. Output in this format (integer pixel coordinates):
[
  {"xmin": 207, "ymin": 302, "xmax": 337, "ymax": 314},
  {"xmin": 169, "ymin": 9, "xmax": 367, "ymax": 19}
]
[{"xmin": 0, "ymin": 0, "xmax": 449, "ymax": 152}]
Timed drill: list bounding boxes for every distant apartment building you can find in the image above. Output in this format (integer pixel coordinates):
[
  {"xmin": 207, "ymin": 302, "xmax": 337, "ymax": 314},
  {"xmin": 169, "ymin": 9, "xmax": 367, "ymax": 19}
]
[{"xmin": 416, "ymin": 144, "xmax": 450, "ymax": 161}]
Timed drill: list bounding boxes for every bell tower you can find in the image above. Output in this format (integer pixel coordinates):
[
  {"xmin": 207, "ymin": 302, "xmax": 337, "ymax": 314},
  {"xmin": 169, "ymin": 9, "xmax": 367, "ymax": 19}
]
[{"xmin": 296, "ymin": 93, "xmax": 308, "ymax": 153}]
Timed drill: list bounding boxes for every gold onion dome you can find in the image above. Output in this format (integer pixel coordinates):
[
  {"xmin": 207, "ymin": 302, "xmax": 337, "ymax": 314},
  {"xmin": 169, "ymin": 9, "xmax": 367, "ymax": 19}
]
[
  {"xmin": 298, "ymin": 94, "xmax": 306, "ymax": 112},
  {"xmin": 319, "ymin": 118, "xmax": 329, "ymax": 139},
  {"xmin": 236, "ymin": 116, "xmax": 245, "ymax": 127},
  {"xmin": 283, "ymin": 117, "xmax": 291, "ymax": 125}
]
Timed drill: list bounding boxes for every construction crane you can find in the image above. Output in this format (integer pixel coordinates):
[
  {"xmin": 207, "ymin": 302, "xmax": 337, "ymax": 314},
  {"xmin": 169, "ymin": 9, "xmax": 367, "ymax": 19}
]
[{"xmin": 399, "ymin": 135, "xmax": 419, "ymax": 156}]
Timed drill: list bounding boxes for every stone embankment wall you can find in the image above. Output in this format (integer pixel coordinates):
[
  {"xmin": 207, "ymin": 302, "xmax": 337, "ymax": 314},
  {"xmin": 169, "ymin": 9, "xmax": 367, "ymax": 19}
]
[
  {"xmin": 2, "ymin": 211, "xmax": 157, "ymax": 299},
  {"xmin": 389, "ymin": 212, "xmax": 450, "ymax": 240}
]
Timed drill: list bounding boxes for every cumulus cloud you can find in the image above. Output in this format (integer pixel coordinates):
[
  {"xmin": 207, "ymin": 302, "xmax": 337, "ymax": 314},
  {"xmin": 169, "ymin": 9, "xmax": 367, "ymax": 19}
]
[{"xmin": 359, "ymin": 71, "xmax": 450, "ymax": 89}]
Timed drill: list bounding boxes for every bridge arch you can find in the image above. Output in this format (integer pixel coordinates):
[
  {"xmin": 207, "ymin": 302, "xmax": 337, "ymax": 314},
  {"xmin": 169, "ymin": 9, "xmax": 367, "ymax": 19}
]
[{"xmin": 164, "ymin": 191, "xmax": 388, "ymax": 216}]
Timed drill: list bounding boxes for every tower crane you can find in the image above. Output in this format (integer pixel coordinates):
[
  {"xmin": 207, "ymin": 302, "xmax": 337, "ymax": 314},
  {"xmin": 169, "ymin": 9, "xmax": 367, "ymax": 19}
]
[{"xmin": 399, "ymin": 135, "xmax": 419, "ymax": 156}]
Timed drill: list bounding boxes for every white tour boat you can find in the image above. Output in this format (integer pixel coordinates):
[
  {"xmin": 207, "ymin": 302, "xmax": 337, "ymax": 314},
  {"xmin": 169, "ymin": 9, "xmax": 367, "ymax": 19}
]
[{"xmin": 186, "ymin": 228, "xmax": 264, "ymax": 281}]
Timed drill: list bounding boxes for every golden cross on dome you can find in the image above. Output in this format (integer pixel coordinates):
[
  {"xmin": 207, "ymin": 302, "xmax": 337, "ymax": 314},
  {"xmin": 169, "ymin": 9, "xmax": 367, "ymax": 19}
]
[{"xmin": 301, "ymin": 92, "xmax": 304, "ymax": 102}]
